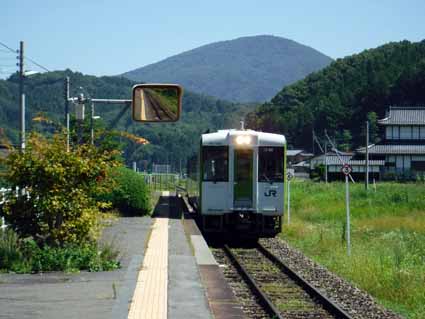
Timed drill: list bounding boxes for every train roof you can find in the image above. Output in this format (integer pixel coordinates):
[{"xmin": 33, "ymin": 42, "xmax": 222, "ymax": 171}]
[{"xmin": 202, "ymin": 129, "xmax": 286, "ymax": 147}]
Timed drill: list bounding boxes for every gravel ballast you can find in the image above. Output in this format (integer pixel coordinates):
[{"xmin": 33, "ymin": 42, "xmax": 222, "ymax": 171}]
[{"xmin": 260, "ymin": 238, "xmax": 403, "ymax": 319}]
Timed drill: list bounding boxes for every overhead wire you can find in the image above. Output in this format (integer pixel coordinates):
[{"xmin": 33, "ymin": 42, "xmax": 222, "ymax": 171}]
[
  {"xmin": 1, "ymin": 40, "xmax": 51, "ymax": 73},
  {"xmin": 0, "ymin": 41, "xmax": 17, "ymax": 54},
  {"xmin": 25, "ymin": 56, "xmax": 50, "ymax": 72}
]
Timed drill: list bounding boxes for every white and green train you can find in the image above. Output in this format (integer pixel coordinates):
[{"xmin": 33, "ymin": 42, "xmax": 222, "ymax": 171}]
[{"xmin": 187, "ymin": 128, "xmax": 287, "ymax": 238}]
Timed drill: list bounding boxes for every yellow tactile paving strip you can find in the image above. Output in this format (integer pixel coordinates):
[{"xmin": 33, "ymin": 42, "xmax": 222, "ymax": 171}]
[{"xmin": 128, "ymin": 218, "xmax": 168, "ymax": 319}]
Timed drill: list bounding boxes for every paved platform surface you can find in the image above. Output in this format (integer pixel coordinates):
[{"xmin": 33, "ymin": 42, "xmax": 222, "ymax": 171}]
[
  {"xmin": 183, "ymin": 212, "xmax": 245, "ymax": 319},
  {"xmin": 0, "ymin": 194, "xmax": 250, "ymax": 318},
  {"xmin": 0, "ymin": 195, "xmax": 217, "ymax": 319},
  {"xmin": 154, "ymin": 195, "xmax": 213, "ymax": 319},
  {"xmin": 128, "ymin": 218, "xmax": 168, "ymax": 319},
  {"xmin": 0, "ymin": 217, "xmax": 152, "ymax": 319}
]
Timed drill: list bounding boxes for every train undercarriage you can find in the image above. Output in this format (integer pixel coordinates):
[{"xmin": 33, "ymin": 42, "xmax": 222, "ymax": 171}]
[{"xmin": 200, "ymin": 212, "xmax": 282, "ymax": 238}]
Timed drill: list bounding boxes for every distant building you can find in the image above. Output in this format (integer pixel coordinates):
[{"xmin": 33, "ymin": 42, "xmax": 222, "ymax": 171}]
[
  {"xmin": 287, "ymin": 149, "xmax": 313, "ymax": 166},
  {"xmin": 310, "ymin": 151, "xmax": 353, "ymax": 171},
  {"xmin": 309, "ymin": 151, "xmax": 383, "ymax": 181},
  {"xmin": 357, "ymin": 106, "xmax": 425, "ymax": 178}
]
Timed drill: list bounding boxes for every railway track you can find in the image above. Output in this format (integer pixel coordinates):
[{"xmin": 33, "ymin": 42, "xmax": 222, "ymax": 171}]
[
  {"xmin": 144, "ymin": 90, "xmax": 175, "ymax": 120},
  {"xmin": 216, "ymin": 242, "xmax": 353, "ymax": 319}
]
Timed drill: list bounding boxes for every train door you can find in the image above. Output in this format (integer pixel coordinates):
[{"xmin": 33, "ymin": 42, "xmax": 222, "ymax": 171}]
[
  {"xmin": 201, "ymin": 146, "xmax": 229, "ymax": 213},
  {"xmin": 234, "ymin": 149, "xmax": 253, "ymax": 208}
]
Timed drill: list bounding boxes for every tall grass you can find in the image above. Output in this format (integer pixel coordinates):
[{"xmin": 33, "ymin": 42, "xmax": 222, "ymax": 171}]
[
  {"xmin": 0, "ymin": 228, "xmax": 26, "ymax": 272},
  {"xmin": 281, "ymin": 181, "xmax": 425, "ymax": 319}
]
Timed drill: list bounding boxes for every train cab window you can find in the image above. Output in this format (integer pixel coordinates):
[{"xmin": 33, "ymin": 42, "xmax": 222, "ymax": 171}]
[
  {"xmin": 259, "ymin": 147, "xmax": 284, "ymax": 182},
  {"xmin": 202, "ymin": 146, "xmax": 228, "ymax": 181}
]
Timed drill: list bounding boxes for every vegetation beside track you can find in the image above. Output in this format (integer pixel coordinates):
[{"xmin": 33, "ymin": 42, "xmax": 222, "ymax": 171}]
[
  {"xmin": 281, "ymin": 181, "xmax": 425, "ymax": 319},
  {"xmin": 0, "ymin": 133, "xmax": 149, "ymax": 273}
]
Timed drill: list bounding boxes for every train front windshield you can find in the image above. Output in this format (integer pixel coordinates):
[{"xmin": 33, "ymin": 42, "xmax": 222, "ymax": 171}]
[
  {"xmin": 259, "ymin": 147, "xmax": 284, "ymax": 182},
  {"xmin": 202, "ymin": 146, "xmax": 228, "ymax": 181}
]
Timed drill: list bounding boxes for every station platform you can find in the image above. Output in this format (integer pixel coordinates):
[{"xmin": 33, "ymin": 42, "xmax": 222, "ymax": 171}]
[
  {"xmin": 126, "ymin": 192, "xmax": 244, "ymax": 319},
  {"xmin": 0, "ymin": 192, "xmax": 243, "ymax": 319}
]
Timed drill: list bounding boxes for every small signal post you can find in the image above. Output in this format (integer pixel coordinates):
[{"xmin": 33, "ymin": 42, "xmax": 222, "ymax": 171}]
[{"xmin": 341, "ymin": 163, "xmax": 352, "ymax": 256}]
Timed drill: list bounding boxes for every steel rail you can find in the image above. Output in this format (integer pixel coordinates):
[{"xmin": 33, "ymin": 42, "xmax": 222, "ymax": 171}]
[
  {"xmin": 257, "ymin": 243, "xmax": 354, "ymax": 319},
  {"xmin": 144, "ymin": 90, "xmax": 175, "ymax": 120},
  {"xmin": 223, "ymin": 244, "xmax": 284, "ymax": 319},
  {"xmin": 144, "ymin": 91, "xmax": 163, "ymax": 120}
]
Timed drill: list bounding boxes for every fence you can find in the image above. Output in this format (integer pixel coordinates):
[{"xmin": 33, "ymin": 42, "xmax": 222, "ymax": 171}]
[{"xmin": 141, "ymin": 173, "xmax": 183, "ymax": 191}]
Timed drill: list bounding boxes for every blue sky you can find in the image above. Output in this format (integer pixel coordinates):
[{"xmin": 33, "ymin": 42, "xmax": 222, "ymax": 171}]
[{"xmin": 1, "ymin": 0, "xmax": 424, "ymax": 78}]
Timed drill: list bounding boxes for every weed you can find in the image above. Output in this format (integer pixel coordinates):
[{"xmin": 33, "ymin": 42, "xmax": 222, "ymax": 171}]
[
  {"xmin": 281, "ymin": 181, "xmax": 425, "ymax": 319},
  {"xmin": 0, "ymin": 228, "xmax": 120, "ymax": 273}
]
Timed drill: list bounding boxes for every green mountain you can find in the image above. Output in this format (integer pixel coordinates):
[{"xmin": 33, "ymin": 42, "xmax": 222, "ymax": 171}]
[
  {"xmin": 122, "ymin": 35, "xmax": 332, "ymax": 103},
  {"xmin": 0, "ymin": 70, "xmax": 255, "ymax": 170},
  {"xmin": 246, "ymin": 40, "xmax": 425, "ymax": 150}
]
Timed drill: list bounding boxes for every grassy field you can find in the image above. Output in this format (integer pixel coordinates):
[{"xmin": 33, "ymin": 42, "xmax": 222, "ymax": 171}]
[{"xmin": 280, "ymin": 181, "xmax": 425, "ymax": 319}]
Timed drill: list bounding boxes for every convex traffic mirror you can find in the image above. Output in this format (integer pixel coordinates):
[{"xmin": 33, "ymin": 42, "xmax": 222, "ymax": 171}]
[{"xmin": 132, "ymin": 84, "xmax": 183, "ymax": 122}]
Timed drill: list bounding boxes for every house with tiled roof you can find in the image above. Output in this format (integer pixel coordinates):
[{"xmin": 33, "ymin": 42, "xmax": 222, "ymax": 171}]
[
  {"xmin": 357, "ymin": 106, "xmax": 425, "ymax": 177},
  {"xmin": 309, "ymin": 150, "xmax": 384, "ymax": 181}
]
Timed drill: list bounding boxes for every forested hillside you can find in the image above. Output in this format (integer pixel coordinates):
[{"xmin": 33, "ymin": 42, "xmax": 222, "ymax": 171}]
[
  {"xmin": 246, "ymin": 40, "xmax": 425, "ymax": 149},
  {"xmin": 0, "ymin": 70, "xmax": 255, "ymax": 170},
  {"xmin": 123, "ymin": 35, "xmax": 332, "ymax": 102}
]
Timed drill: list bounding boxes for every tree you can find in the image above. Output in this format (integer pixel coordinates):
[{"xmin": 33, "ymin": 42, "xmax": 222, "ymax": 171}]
[{"xmin": 0, "ymin": 133, "xmax": 119, "ymax": 246}]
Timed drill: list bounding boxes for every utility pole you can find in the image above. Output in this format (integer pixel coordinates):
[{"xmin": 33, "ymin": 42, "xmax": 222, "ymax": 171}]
[
  {"xmin": 18, "ymin": 41, "xmax": 25, "ymax": 151},
  {"xmin": 324, "ymin": 137, "xmax": 328, "ymax": 184},
  {"xmin": 90, "ymin": 102, "xmax": 94, "ymax": 145},
  {"xmin": 64, "ymin": 77, "xmax": 70, "ymax": 152},
  {"xmin": 76, "ymin": 93, "xmax": 85, "ymax": 144},
  {"xmin": 365, "ymin": 121, "xmax": 369, "ymax": 190}
]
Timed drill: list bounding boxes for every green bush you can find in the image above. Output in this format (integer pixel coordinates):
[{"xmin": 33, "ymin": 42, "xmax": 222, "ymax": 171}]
[
  {"xmin": 101, "ymin": 167, "xmax": 150, "ymax": 216},
  {"xmin": 0, "ymin": 133, "xmax": 119, "ymax": 246},
  {"xmin": 0, "ymin": 228, "xmax": 119, "ymax": 273},
  {"xmin": 22, "ymin": 240, "xmax": 120, "ymax": 272}
]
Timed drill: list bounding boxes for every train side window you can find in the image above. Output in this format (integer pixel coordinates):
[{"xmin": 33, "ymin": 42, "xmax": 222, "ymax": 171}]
[
  {"xmin": 202, "ymin": 146, "xmax": 228, "ymax": 181},
  {"xmin": 259, "ymin": 147, "xmax": 284, "ymax": 182}
]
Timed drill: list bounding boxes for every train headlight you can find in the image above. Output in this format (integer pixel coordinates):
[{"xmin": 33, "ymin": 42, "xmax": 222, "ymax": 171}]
[{"xmin": 236, "ymin": 135, "xmax": 252, "ymax": 145}]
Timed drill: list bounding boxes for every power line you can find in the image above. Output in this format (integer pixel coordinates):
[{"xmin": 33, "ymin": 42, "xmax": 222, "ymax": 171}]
[
  {"xmin": 25, "ymin": 55, "xmax": 50, "ymax": 72},
  {"xmin": 0, "ymin": 49, "xmax": 14, "ymax": 53},
  {"xmin": 1, "ymin": 40, "xmax": 51, "ymax": 72},
  {"xmin": 0, "ymin": 41, "xmax": 17, "ymax": 54}
]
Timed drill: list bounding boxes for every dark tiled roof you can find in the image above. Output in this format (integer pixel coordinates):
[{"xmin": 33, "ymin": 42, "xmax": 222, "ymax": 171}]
[
  {"xmin": 357, "ymin": 144, "xmax": 425, "ymax": 155},
  {"xmin": 312, "ymin": 154, "xmax": 353, "ymax": 162},
  {"xmin": 378, "ymin": 107, "xmax": 425, "ymax": 125},
  {"xmin": 287, "ymin": 150, "xmax": 303, "ymax": 156},
  {"xmin": 326, "ymin": 157, "xmax": 384, "ymax": 166}
]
